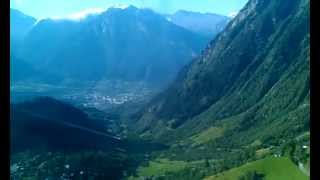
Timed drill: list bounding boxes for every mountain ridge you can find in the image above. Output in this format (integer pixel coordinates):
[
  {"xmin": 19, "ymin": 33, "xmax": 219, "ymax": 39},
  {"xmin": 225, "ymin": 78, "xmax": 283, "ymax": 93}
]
[
  {"xmin": 10, "ymin": 8, "xmax": 36, "ymax": 53},
  {"xmin": 166, "ymin": 10, "xmax": 230, "ymax": 38},
  {"xmin": 14, "ymin": 7, "xmax": 208, "ymax": 86},
  {"xmin": 133, "ymin": 0, "xmax": 310, "ymax": 152}
]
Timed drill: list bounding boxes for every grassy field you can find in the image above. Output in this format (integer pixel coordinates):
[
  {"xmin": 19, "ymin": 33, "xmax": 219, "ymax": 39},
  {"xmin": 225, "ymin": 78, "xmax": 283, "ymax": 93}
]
[
  {"xmin": 190, "ymin": 126, "xmax": 225, "ymax": 146},
  {"xmin": 134, "ymin": 158, "xmax": 188, "ymax": 177},
  {"xmin": 204, "ymin": 157, "xmax": 308, "ymax": 180},
  {"xmin": 127, "ymin": 158, "xmax": 208, "ymax": 179}
]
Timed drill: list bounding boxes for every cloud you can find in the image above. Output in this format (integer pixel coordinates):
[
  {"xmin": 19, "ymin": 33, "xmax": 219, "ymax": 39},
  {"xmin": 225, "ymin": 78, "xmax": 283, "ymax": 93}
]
[
  {"xmin": 67, "ymin": 7, "xmax": 105, "ymax": 20},
  {"xmin": 14, "ymin": 0, "xmax": 23, "ymax": 6},
  {"xmin": 50, "ymin": 7, "xmax": 105, "ymax": 21},
  {"xmin": 50, "ymin": 4, "xmax": 129, "ymax": 21},
  {"xmin": 228, "ymin": 11, "xmax": 239, "ymax": 18}
]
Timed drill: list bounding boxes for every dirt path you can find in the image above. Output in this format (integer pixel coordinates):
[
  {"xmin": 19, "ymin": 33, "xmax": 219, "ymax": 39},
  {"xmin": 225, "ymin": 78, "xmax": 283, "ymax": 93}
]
[{"xmin": 298, "ymin": 162, "xmax": 310, "ymax": 177}]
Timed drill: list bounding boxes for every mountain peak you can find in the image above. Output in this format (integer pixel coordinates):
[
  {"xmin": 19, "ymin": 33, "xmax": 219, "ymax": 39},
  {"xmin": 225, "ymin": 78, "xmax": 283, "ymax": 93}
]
[
  {"xmin": 104, "ymin": 4, "xmax": 141, "ymax": 12},
  {"xmin": 10, "ymin": 8, "xmax": 36, "ymax": 21},
  {"xmin": 166, "ymin": 10, "xmax": 230, "ymax": 37},
  {"xmin": 106, "ymin": 4, "xmax": 133, "ymax": 10},
  {"xmin": 174, "ymin": 10, "xmax": 228, "ymax": 18},
  {"xmin": 126, "ymin": 5, "xmax": 139, "ymax": 10}
]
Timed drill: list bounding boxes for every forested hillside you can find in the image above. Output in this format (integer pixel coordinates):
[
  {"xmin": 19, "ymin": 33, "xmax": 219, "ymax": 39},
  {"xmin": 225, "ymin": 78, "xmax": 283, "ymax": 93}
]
[{"xmin": 134, "ymin": 0, "xmax": 310, "ymax": 159}]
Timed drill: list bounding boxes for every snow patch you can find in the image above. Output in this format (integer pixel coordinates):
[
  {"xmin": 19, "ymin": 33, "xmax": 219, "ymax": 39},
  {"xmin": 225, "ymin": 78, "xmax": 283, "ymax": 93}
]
[{"xmin": 228, "ymin": 11, "xmax": 239, "ymax": 18}]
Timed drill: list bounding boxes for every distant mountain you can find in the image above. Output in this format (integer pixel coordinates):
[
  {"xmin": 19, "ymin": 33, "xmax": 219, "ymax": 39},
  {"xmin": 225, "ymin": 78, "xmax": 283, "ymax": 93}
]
[
  {"xmin": 134, "ymin": 0, "xmax": 309, "ymax": 155},
  {"xmin": 10, "ymin": 55, "xmax": 62, "ymax": 83},
  {"xmin": 11, "ymin": 97, "xmax": 121, "ymax": 153},
  {"xmin": 15, "ymin": 6, "xmax": 207, "ymax": 86},
  {"xmin": 10, "ymin": 9, "xmax": 41, "ymax": 83},
  {"xmin": 10, "ymin": 8, "xmax": 36, "ymax": 40},
  {"xmin": 10, "ymin": 9, "xmax": 36, "ymax": 52},
  {"xmin": 166, "ymin": 10, "xmax": 230, "ymax": 38},
  {"xmin": 10, "ymin": 56, "xmax": 38, "ymax": 82}
]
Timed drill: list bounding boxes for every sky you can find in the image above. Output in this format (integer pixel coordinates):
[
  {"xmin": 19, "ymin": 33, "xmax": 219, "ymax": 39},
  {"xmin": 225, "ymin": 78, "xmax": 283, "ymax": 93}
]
[{"xmin": 10, "ymin": 0, "xmax": 248, "ymax": 20}]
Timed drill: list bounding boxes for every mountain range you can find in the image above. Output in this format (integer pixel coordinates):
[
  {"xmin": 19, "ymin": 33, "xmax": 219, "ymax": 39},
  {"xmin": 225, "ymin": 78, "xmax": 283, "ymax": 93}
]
[
  {"xmin": 11, "ymin": 6, "xmax": 229, "ymax": 86},
  {"xmin": 10, "ymin": 9, "xmax": 36, "ymax": 54},
  {"xmin": 166, "ymin": 10, "xmax": 230, "ymax": 38},
  {"xmin": 9, "ymin": 0, "xmax": 310, "ymax": 179}
]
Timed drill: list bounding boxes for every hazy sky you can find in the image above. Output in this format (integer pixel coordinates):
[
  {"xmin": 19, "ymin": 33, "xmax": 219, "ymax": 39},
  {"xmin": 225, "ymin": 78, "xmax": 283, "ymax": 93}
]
[{"xmin": 10, "ymin": 0, "xmax": 248, "ymax": 19}]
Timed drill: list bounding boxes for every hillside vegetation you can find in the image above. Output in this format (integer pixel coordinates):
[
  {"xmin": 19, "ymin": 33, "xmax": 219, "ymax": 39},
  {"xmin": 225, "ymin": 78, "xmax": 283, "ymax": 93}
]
[
  {"xmin": 134, "ymin": 0, "xmax": 310, "ymax": 157},
  {"xmin": 128, "ymin": 0, "xmax": 310, "ymax": 179},
  {"xmin": 204, "ymin": 157, "xmax": 308, "ymax": 180}
]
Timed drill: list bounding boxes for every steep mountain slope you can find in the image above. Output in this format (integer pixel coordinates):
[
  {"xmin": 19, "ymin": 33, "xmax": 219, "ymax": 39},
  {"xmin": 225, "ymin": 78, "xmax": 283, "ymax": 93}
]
[
  {"xmin": 166, "ymin": 10, "xmax": 230, "ymax": 38},
  {"xmin": 10, "ymin": 9, "xmax": 36, "ymax": 40},
  {"xmin": 16, "ymin": 6, "xmax": 207, "ymax": 85},
  {"xmin": 10, "ymin": 55, "xmax": 62, "ymax": 83},
  {"xmin": 10, "ymin": 9, "xmax": 36, "ymax": 52},
  {"xmin": 134, "ymin": 0, "xmax": 309, "ymax": 152},
  {"xmin": 10, "ymin": 56, "xmax": 38, "ymax": 82}
]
